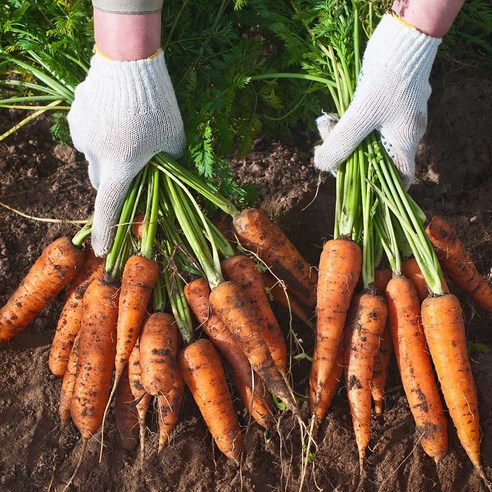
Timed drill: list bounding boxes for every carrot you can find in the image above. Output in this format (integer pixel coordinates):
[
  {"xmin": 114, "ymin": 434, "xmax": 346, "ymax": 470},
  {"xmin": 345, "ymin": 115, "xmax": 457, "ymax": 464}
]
[
  {"xmin": 102, "ymin": 255, "xmax": 159, "ymax": 443},
  {"xmin": 128, "ymin": 340, "xmax": 152, "ymax": 457},
  {"xmin": 262, "ymin": 272, "xmax": 313, "ymax": 330},
  {"xmin": 59, "ymin": 332, "xmax": 80, "ymax": 429},
  {"xmin": 131, "ymin": 213, "xmax": 145, "ymax": 240},
  {"xmin": 310, "ymin": 238, "xmax": 361, "ymax": 416},
  {"xmin": 209, "ymin": 280, "xmax": 297, "ymax": 412},
  {"xmin": 426, "ymin": 216, "xmax": 492, "ymax": 311},
  {"xmin": 370, "ymin": 323, "xmax": 393, "ymax": 415},
  {"xmin": 309, "ymin": 348, "xmax": 344, "ymax": 435},
  {"xmin": 178, "ymin": 338, "xmax": 243, "ymax": 461},
  {"xmin": 71, "ymin": 277, "xmax": 119, "ymax": 440},
  {"xmin": 221, "ymin": 255, "xmax": 287, "ymax": 373},
  {"xmin": 344, "ymin": 290, "xmax": 387, "ymax": 471},
  {"xmin": 184, "ymin": 278, "xmax": 273, "ymax": 427},
  {"xmin": 402, "ymin": 256, "xmax": 449, "ymax": 303},
  {"xmin": 140, "ymin": 312, "xmax": 178, "ymax": 396},
  {"xmin": 372, "ymin": 267, "xmax": 393, "ymax": 415},
  {"xmin": 232, "ymin": 208, "xmax": 317, "ymax": 307},
  {"xmin": 114, "ymin": 366, "xmax": 139, "ymax": 451},
  {"xmin": 157, "ymin": 367, "xmax": 185, "ymax": 452},
  {"xmin": 374, "ymin": 268, "xmax": 392, "ymax": 295},
  {"xmin": 114, "ymin": 255, "xmax": 160, "ymax": 380},
  {"xmin": 386, "ymin": 277, "xmax": 448, "ymax": 461},
  {"xmin": 49, "ymin": 250, "xmax": 104, "ymax": 377},
  {"xmin": 231, "ymin": 372, "xmax": 273, "ymax": 430},
  {"xmin": 421, "ymin": 293, "xmax": 482, "ymax": 471},
  {"xmin": 0, "ymin": 237, "xmax": 86, "ymax": 344}
]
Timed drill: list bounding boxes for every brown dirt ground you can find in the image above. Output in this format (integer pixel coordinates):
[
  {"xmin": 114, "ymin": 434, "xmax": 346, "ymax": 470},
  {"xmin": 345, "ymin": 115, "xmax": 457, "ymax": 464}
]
[{"xmin": 0, "ymin": 66, "xmax": 491, "ymax": 492}]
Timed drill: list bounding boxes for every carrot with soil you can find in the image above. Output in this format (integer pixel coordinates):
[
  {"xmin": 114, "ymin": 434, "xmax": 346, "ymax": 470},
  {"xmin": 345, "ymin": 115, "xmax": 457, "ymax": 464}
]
[
  {"xmin": 0, "ymin": 235, "xmax": 86, "ymax": 344},
  {"xmin": 140, "ymin": 312, "xmax": 178, "ymax": 396},
  {"xmin": 233, "ymin": 207, "xmax": 317, "ymax": 307},
  {"xmin": 59, "ymin": 332, "xmax": 81, "ymax": 429},
  {"xmin": 370, "ymin": 323, "xmax": 392, "ymax": 415},
  {"xmin": 114, "ymin": 366, "xmax": 139, "ymax": 451},
  {"xmin": 157, "ymin": 367, "xmax": 185, "ymax": 451},
  {"xmin": 49, "ymin": 249, "xmax": 104, "ymax": 377},
  {"xmin": 178, "ymin": 338, "xmax": 243, "ymax": 461},
  {"xmin": 221, "ymin": 255, "xmax": 288, "ymax": 374},
  {"xmin": 426, "ymin": 215, "xmax": 492, "ymax": 311},
  {"xmin": 422, "ymin": 294, "xmax": 483, "ymax": 471},
  {"xmin": 128, "ymin": 340, "xmax": 152, "ymax": 457}
]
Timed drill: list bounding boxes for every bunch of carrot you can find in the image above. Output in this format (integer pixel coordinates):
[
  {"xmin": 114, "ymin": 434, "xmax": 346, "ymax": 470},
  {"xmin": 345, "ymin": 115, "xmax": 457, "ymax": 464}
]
[
  {"xmin": 0, "ymin": 145, "xmax": 319, "ymax": 490},
  {"xmin": 301, "ymin": 4, "xmax": 491, "ymax": 488}
]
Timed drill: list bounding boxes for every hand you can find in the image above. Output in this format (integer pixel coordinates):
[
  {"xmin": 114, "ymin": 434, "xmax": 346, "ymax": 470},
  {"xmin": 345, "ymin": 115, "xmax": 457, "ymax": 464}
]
[
  {"xmin": 314, "ymin": 14, "xmax": 441, "ymax": 189},
  {"xmin": 67, "ymin": 50, "xmax": 185, "ymax": 256}
]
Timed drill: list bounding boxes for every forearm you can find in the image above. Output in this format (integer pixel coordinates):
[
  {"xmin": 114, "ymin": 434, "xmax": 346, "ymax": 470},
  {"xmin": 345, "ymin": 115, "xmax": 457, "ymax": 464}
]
[
  {"xmin": 93, "ymin": 2, "xmax": 162, "ymax": 61},
  {"xmin": 392, "ymin": 0, "xmax": 464, "ymax": 37}
]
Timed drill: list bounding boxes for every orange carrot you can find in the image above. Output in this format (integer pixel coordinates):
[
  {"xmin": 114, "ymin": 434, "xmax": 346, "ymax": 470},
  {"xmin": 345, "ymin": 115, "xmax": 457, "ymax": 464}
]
[
  {"xmin": 71, "ymin": 277, "xmax": 119, "ymax": 440},
  {"xmin": 59, "ymin": 332, "xmax": 80, "ymax": 429},
  {"xmin": 374, "ymin": 268, "xmax": 392, "ymax": 295},
  {"xmin": 426, "ymin": 216, "xmax": 492, "ymax": 311},
  {"xmin": 310, "ymin": 238, "xmax": 361, "ymax": 416},
  {"xmin": 131, "ymin": 213, "xmax": 145, "ymax": 240},
  {"xmin": 114, "ymin": 366, "xmax": 139, "ymax": 451},
  {"xmin": 140, "ymin": 312, "xmax": 178, "ymax": 396},
  {"xmin": 157, "ymin": 367, "xmax": 185, "ymax": 452},
  {"xmin": 178, "ymin": 338, "xmax": 243, "ymax": 461},
  {"xmin": 262, "ymin": 272, "xmax": 313, "ymax": 329},
  {"xmin": 0, "ymin": 237, "xmax": 86, "ymax": 343},
  {"xmin": 371, "ymin": 323, "xmax": 393, "ymax": 415},
  {"xmin": 209, "ymin": 280, "xmax": 297, "ymax": 412},
  {"xmin": 231, "ymin": 371, "xmax": 274, "ymax": 430},
  {"xmin": 387, "ymin": 277, "xmax": 448, "ymax": 461},
  {"xmin": 233, "ymin": 208, "xmax": 317, "ymax": 307},
  {"xmin": 114, "ymin": 256, "xmax": 159, "ymax": 379},
  {"xmin": 372, "ymin": 267, "xmax": 393, "ymax": 414},
  {"xmin": 402, "ymin": 256, "xmax": 449, "ymax": 303},
  {"xmin": 102, "ymin": 255, "xmax": 159, "ymax": 438},
  {"xmin": 309, "ymin": 348, "xmax": 344, "ymax": 434},
  {"xmin": 128, "ymin": 340, "xmax": 152, "ymax": 456},
  {"xmin": 422, "ymin": 293, "xmax": 482, "ymax": 472},
  {"xmin": 49, "ymin": 250, "xmax": 104, "ymax": 377},
  {"xmin": 221, "ymin": 255, "xmax": 287, "ymax": 373},
  {"xmin": 344, "ymin": 291, "xmax": 387, "ymax": 471},
  {"xmin": 184, "ymin": 278, "xmax": 273, "ymax": 427}
]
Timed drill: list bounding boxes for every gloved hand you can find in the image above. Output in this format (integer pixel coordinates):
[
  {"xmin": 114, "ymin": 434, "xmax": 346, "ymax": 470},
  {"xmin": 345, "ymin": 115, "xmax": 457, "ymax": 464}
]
[
  {"xmin": 314, "ymin": 14, "xmax": 441, "ymax": 189},
  {"xmin": 68, "ymin": 49, "xmax": 185, "ymax": 256}
]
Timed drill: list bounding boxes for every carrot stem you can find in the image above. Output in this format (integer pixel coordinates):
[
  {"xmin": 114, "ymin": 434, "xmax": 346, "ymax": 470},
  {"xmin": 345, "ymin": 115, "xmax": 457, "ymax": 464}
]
[
  {"xmin": 141, "ymin": 166, "xmax": 160, "ymax": 260},
  {"xmin": 105, "ymin": 167, "xmax": 147, "ymax": 279},
  {"xmin": 71, "ymin": 218, "xmax": 93, "ymax": 248}
]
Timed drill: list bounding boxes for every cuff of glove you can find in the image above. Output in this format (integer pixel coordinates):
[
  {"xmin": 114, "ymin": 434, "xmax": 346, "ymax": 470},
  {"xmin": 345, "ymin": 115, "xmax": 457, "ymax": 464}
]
[
  {"xmin": 93, "ymin": 0, "xmax": 163, "ymax": 14},
  {"xmin": 86, "ymin": 50, "xmax": 176, "ymax": 111}
]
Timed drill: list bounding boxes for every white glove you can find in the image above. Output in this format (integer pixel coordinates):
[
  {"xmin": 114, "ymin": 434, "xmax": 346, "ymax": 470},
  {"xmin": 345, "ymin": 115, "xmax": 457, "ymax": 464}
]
[
  {"xmin": 68, "ymin": 50, "xmax": 185, "ymax": 256},
  {"xmin": 314, "ymin": 14, "xmax": 441, "ymax": 189}
]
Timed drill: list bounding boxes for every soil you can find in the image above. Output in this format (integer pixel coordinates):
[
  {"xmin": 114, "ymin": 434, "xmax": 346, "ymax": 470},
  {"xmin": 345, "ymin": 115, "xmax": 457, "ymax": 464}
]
[{"xmin": 0, "ymin": 66, "xmax": 491, "ymax": 492}]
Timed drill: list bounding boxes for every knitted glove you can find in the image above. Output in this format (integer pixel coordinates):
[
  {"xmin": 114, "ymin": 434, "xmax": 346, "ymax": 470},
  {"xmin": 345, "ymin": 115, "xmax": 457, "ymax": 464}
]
[
  {"xmin": 67, "ymin": 49, "xmax": 185, "ymax": 256},
  {"xmin": 314, "ymin": 14, "xmax": 441, "ymax": 189}
]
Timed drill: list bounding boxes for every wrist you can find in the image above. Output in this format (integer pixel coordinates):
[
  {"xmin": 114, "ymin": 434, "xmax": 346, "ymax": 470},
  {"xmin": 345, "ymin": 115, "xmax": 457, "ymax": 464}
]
[
  {"xmin": 94, "ymin": 9, "xmax": 161, "ymax": 61},
  {"xmin": 392, "ymin": 0, "xmax": 464, "ymax": 37}
]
